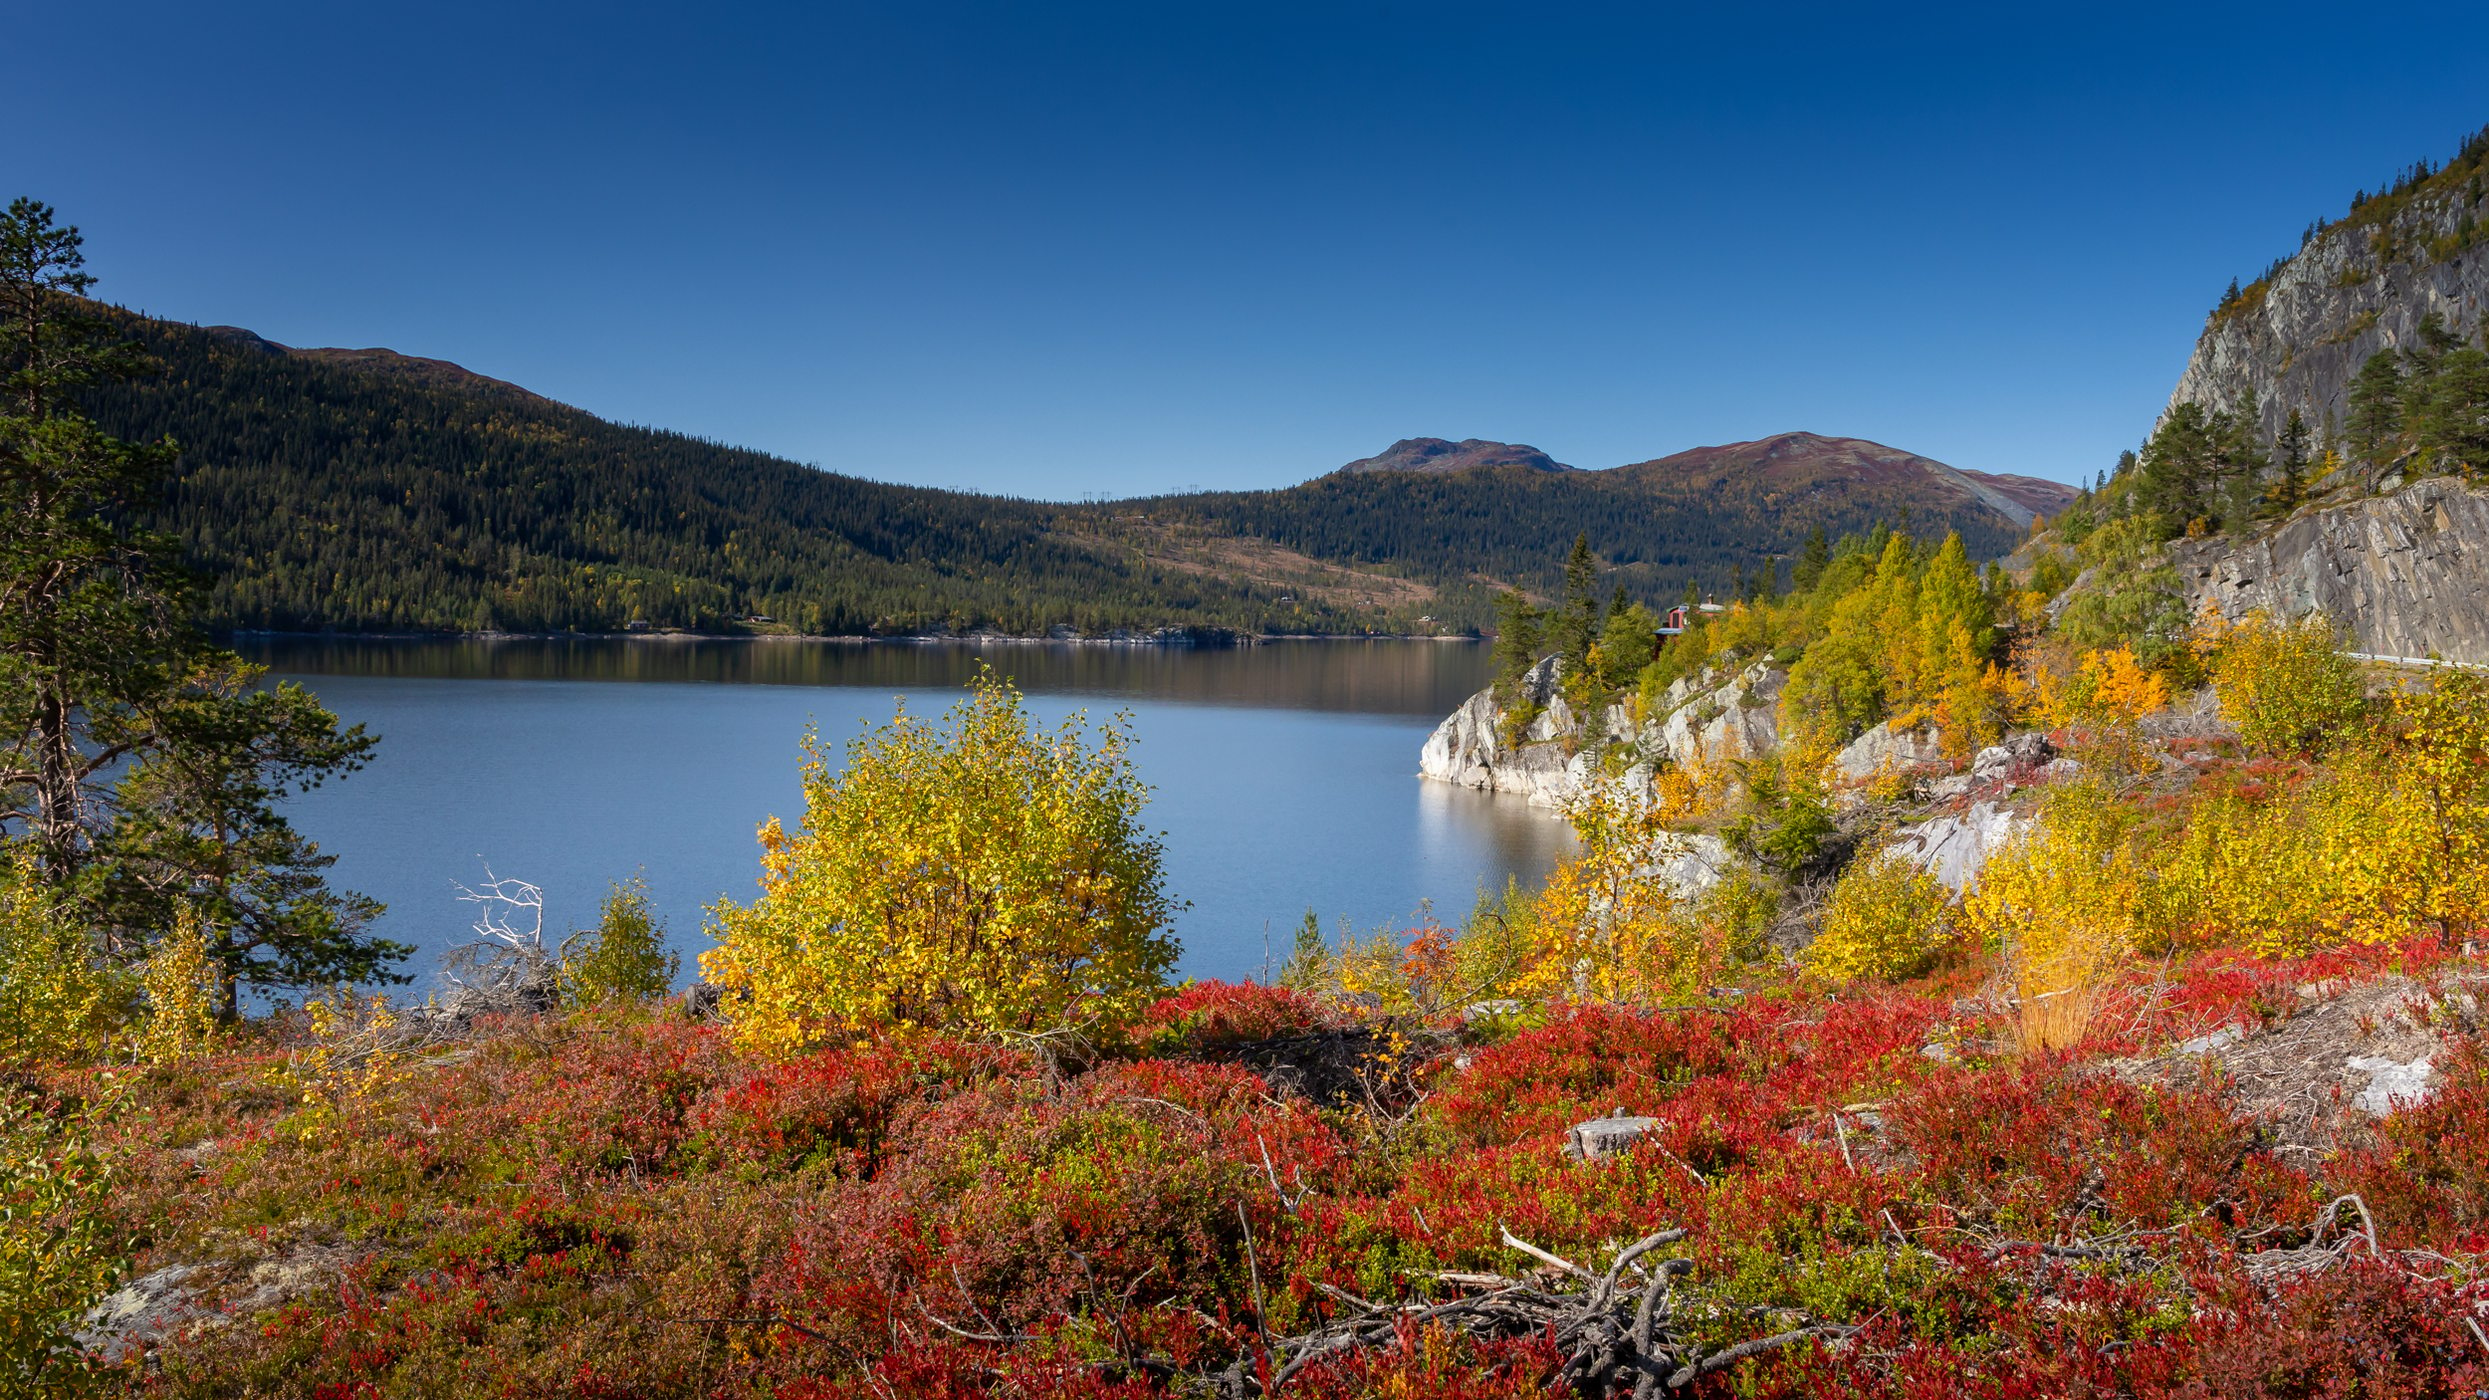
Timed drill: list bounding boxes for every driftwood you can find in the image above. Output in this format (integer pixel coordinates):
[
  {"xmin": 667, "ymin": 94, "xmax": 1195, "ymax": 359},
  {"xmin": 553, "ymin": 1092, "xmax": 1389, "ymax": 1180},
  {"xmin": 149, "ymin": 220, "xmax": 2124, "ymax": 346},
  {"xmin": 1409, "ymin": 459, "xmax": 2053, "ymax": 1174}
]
[{"xmin": 1214, "ymin": 1225, "xmax": 1852, "ymax": 1397}]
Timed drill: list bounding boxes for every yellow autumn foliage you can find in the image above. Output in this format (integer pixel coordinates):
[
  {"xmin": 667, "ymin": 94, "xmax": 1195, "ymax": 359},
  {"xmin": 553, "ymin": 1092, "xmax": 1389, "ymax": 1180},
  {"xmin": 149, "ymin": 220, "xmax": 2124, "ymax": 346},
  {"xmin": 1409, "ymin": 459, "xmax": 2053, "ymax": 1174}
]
[
  {"xmin": 279, "ymin": 991, "xmax": 412, "ymax": 1142},
  {"xmin": 0, "ymin": 850, "xmax": 126, "ymax": 1066},
  {"xmin": 2020, "ymin": 643, "xmax": 2169, "ymax": 732},
  {"xmin": 703, "ymin": 672, "xmax": 1179, "ymax": 1052},
  {"xmin": 138, "ymin": 908, "xmax": 222, "ymax": 1065},
  {"xmin": 1803, "ymin": 852, "xmax": 1956, "ymax": 984},
  {"xmin": 1507, "ymin": 782, "xmax": 1760, "ymax": 1005},
  {"xmin": 2193, "ymin": 608, "xmax": 2369, "ymax": 758},
  {"xmin": 1962, "ymin": 778, "xmax": 2153, "ymax": 1052},
  {"xmin": 2159, "ymin": 674, "xmax": 2489, "ymax": 953}
]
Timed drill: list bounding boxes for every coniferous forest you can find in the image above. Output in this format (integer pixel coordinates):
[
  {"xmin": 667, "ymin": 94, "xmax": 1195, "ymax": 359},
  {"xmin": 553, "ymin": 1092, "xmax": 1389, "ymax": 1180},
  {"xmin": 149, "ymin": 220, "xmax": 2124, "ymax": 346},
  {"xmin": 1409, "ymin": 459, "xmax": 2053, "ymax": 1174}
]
[{"xmin": 83, "ymin": 314, "xmax": 2038, "ymax": 638}]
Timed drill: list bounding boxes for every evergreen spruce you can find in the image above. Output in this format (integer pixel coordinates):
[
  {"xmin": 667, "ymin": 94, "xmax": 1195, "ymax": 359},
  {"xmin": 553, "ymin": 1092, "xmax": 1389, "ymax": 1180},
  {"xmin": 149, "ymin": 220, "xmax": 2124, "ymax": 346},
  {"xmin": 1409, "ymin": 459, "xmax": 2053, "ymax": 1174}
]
[
  {"xmin": 1548, "ymin": 533, "xmax": 1601, "ymax": 678},
  {"xmin": 0, "ymin": 199, "xmax": 400, "ymax": 1001}
]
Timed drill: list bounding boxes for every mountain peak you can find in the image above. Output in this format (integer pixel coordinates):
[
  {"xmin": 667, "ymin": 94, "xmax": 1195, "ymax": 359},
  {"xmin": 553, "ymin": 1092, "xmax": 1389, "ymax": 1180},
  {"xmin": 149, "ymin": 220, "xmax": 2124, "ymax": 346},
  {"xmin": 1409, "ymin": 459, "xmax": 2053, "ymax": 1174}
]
[
  {"xmin": 1624, "ymin": 432, "xmax": 2077, "ymax": 526},
  {"xmin": 1334, "ymin": 437, "xmax": 1574, "ymax": 477}
]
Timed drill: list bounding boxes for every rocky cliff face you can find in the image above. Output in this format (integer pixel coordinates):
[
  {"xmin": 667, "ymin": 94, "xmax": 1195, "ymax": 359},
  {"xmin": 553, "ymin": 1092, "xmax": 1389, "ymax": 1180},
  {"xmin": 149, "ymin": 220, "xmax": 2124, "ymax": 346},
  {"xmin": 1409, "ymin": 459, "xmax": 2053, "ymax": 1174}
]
[
  {"xmin": 1418, "ymin": 656, "xmax": 1784, "ymax": 811},
  {"xmin": 2164, "ymin": 178, "xmax": 2489, "ymax": 446},
  {"xmin": 2170, "ymin": 475, "xmax": 2489, "ymax": 663}
]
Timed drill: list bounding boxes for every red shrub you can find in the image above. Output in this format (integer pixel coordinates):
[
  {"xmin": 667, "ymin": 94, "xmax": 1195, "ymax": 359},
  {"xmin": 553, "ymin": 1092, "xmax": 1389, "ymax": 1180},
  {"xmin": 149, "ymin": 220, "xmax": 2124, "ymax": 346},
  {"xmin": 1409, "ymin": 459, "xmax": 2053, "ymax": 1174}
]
[
  {"xmin": 761, "ymin": 1059, "xmax": 1347, "ymax": 1349},
  {"xmin": 2174, "ymin": 1263, "xmax": 2489, "ymax": 1399},
  {"xmin": 421, "ymin": 1018, "xmax": 722, "ymax": 1182},
  {"xmin": 689, "ymin": 1035, "xmax": 1022, "ymax": 1176},
  {"xmin": 1888, "ymin": 1061, "xmax": 2289, "ymax": 1237},
  {"xmin": 1134, "ymin": 981, "xmax": 1332, "ymax": 1053},
  {"xmin": 1426, "ymin": 1005, "xmax": 1745, "ymax": 1150},
  {"xmin": 774, "ymin": 1340, "xmax": 1165, "ymax": 1400}
]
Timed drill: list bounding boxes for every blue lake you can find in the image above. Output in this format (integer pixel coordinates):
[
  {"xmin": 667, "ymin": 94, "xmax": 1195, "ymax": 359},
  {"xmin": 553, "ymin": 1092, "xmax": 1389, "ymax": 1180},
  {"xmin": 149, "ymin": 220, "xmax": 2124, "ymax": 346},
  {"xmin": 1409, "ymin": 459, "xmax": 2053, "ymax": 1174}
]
[{"xmin": 242, "ymin": 638, "xmax": 1577, "ymax": 988}]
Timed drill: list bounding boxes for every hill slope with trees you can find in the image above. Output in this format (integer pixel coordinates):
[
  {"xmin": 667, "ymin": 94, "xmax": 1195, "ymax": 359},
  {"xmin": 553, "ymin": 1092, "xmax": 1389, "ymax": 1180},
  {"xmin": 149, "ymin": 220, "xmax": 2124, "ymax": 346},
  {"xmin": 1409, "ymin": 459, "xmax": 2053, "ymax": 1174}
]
[{"xmin": 83, "ymin": 313, "xmax": 2065, "ymax": 636}]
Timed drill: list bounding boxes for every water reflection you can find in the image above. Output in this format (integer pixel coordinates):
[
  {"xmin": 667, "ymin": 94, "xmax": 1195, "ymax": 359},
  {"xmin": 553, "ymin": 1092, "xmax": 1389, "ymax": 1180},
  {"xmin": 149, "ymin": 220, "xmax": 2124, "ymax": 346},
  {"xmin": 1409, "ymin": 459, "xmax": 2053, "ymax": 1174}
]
[
  {"xmin": 254, "ymin": 641, "xmax": 1575, "ymax": 986},
  {"xmin": 235, "ymin": 636, "xmax": 1497, "ymax": 718}
]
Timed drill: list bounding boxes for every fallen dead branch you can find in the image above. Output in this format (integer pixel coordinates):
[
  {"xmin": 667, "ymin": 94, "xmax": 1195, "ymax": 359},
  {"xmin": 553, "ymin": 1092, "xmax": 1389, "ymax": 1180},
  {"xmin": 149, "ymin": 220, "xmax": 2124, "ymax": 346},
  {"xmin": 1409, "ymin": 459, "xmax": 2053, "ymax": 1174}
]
[{"xmin": 1211, "ymin": 1225, "xmax": 1854, "ymax": 1397}]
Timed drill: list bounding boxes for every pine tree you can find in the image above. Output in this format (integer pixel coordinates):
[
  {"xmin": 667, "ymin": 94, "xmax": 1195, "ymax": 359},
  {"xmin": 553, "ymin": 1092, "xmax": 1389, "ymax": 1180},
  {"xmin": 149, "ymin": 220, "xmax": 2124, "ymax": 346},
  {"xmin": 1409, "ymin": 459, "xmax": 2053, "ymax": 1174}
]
[
  {"xmin": 0, "ymin": 199, "xmax": 186, "ymax": 876},
  {"xmin": 2271, "ymin": 408, "xmax": 2310, "ymax": 510},
  {"xmin": 2139, "ymin": 402, "xmax": 2219, "ymax": 533},
  {"xmin": 2417, "ymin": 346, "xmax": 2489, "ymax": 475},
  {"xmin": 1491, "ymin": 590, "xmax": 1545, "ymax": 693},
  {"xmin": 2211, "ymin": 398, "xmax": 2267, "ymax": 530},
  {"xmin": 1793, "ymin": 526, "xmax": 1831, "ymax": 594},
  {"xmin": 1548, "ymin": 533, "xmax": 1601, "ymax": 678},
  {"xmin": 2348, "ymin": 350, "xmax": 2408, "ymax": 471},
  {"xmin": 0, "ymin": 199, "xmax": 398, "ymax": 999}
]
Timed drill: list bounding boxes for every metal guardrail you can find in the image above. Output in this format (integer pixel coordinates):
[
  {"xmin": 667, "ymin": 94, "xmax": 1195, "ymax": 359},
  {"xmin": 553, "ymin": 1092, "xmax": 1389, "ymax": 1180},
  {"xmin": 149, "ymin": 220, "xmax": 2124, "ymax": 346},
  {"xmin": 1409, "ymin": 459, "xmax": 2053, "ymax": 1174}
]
[{"xmin": 2347, "ymin": 652, "xmax": 2489, "ymax": 671}]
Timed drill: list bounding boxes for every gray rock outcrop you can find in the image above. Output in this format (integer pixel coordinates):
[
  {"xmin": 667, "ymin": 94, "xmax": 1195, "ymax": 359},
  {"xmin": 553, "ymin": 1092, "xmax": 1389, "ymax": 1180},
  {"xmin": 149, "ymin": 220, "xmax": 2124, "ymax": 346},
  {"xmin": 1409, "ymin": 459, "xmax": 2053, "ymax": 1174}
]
[
  {"xmin": 1566, "ymin": 1110, "xmax": 1660, "ymax": 1162},
  {"xmin": 1880, "ymin": 800, "xmax": 2029, "ymax": 893},
  {"xmin": 2163, "ymin": 178, "xmax": 2489, "ymax": 448},
  {"xmin": 1830, "ymin": 722, "xmax": 1946, "ymax": 784},
  {"xmin": 2169, "ymin": 476, "xmax": 2489, "ymax": 664}
]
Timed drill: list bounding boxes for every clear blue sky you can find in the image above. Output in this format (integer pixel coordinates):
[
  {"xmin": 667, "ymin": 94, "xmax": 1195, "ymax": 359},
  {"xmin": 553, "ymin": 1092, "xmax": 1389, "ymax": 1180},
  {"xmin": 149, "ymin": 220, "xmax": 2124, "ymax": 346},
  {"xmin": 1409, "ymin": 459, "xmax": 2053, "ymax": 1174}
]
[{"xmin": 21, "ymin": 1, "xmax": 2489, "ymax": 496}]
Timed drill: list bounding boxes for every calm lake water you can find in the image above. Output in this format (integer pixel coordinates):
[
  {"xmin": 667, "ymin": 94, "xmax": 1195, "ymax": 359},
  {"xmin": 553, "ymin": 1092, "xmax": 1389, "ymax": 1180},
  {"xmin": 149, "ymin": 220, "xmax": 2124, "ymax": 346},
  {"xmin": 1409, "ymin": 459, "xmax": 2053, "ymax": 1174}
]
[{"xmin": 241, "ymin": 638, "xmax": 1576, "ymax": 988}]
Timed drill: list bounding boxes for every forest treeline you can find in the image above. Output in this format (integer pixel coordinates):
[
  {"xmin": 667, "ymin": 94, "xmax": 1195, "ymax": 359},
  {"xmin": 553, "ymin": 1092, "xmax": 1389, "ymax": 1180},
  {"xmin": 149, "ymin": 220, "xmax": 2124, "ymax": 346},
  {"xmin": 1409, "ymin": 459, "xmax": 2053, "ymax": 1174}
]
[
  {"xmin": 81, "ymin": 312, "xmax": 2037, "ymax": 636},
  {"xmin": 83, "ymin": 318, "xmax": 1322, "ymax": 636}
]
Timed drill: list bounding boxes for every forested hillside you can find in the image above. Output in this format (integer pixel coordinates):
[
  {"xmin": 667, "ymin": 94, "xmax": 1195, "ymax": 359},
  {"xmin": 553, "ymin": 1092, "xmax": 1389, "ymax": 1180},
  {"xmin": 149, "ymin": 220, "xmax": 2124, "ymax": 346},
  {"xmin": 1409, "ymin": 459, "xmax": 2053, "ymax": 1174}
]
[
  {"xmin": 86, "ymin": 312, "xmax": 2065, "ymax": 637},
  {"xmin": 85, "ymin": 318, "xmax": 1326, "ymax": 636},
  {"xmin": 1146, "ymin": 434, "xmax": 2061, "ymax": 609}
]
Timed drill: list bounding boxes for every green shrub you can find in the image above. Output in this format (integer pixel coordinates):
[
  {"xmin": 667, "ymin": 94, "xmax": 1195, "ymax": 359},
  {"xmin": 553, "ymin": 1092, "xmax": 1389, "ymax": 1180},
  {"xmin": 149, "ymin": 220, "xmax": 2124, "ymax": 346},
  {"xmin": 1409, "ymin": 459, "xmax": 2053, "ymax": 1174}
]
[{"xmin": 560, "ymin": 877, "xmax": 680, "ymax": 1008}]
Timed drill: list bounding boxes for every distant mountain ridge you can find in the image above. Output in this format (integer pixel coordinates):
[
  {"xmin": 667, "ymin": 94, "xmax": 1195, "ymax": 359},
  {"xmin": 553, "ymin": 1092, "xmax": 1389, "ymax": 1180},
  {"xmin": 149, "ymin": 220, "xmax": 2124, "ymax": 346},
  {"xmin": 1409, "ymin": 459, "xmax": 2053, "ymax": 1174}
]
[
  {"xmin": 1334, "ymin": 437, "xmax": 1575, "ymax": 476},
  {"xmin": 1326, "ymin": 429, "xmax": 2076, "ymax": 526},
  {"xmin": 1620, "ymin": 432, "xmax": 2074, "ymax": 527},
  {"xmin": 89, "ymin": 308, "xmax": 2072, "ymax": 637}
]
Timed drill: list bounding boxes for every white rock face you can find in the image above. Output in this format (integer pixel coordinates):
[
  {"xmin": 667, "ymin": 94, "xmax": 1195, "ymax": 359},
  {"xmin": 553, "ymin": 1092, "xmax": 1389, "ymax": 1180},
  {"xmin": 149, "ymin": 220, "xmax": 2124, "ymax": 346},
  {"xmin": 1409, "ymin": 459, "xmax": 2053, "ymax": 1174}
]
[
  {"xmin": 1880, "ymin": 800, "xmax": 2028, "ymax": 893},
  {"xmin": 1418, "ymin": 656, "xmax": 1584, "ymax": 808},
  {"xmin": 1647, "ymin": 662, "xmax": 1785, "ymax": 770},
  {"xmin": 2348, "ymin": 1054, "xmax": 2434, "ymax": 1116},
  {"xmin": 1636, "ymin": 832, "xmax": 1734, "ymax": 899},
  {"xmin": 1831, "ymin": 722, "xmax": 1946, "ymax": 784},
  {"xmin": 1418, "ymin": 657, "xmax": 1784, "ymax": 812}
]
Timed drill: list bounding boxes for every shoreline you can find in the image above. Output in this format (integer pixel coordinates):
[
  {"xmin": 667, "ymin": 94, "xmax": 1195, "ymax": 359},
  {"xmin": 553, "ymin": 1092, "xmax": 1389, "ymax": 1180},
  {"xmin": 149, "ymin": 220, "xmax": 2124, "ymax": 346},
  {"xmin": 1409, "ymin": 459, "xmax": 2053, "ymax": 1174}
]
[{"xmin": 225, "ymin": 628, "xmax": 1488, "ymax": 647}]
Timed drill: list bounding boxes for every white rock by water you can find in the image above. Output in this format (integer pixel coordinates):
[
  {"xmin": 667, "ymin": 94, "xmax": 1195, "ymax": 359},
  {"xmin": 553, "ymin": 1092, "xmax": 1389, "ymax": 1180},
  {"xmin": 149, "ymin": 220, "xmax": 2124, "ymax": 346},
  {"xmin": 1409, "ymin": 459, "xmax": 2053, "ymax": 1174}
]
[{"xmin": 1418, "ymin": 656, "xmax": 1786, "ymax": 812}]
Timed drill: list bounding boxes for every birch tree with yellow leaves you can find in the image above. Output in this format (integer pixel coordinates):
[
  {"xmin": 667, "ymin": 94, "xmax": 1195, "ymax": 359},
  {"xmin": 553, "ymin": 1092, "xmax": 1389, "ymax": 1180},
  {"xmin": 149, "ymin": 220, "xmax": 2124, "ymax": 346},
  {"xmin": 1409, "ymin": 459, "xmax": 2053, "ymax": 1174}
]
[{"xmin": 703, "ymin": 671, "xmax": 1178, "ymax": 1052}]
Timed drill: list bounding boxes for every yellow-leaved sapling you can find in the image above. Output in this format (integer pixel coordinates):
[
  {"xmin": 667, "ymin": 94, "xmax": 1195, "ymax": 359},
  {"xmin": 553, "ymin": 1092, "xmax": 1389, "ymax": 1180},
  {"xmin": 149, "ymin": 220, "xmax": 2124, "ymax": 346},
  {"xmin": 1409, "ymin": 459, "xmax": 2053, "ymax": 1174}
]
[
  {"xmin": 2193, "ymin": 607, "xmax": 2369, "ymax": 759},
  {"xmin": 0, "ymin": 849, "xmax": 127, "ymax": 1066},
  {"xmin": 702, "ymin": 669, "xmax": 1178, "ymax": 1052},
  {"xmin": 1804, "ymin": 852, "xmax": 1957, "ymax": 984},
  {"xmin": 138, "ymin": 908, "xmax": 221, "ymax": 1065}
]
